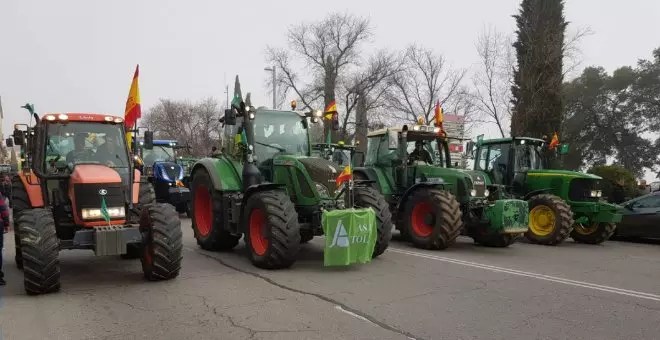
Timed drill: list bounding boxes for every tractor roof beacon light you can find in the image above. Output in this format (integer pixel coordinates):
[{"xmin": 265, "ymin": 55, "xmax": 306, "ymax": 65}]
[{"xmin": 291, "ymin": 100, "xmax": 297, "ymax": 110}]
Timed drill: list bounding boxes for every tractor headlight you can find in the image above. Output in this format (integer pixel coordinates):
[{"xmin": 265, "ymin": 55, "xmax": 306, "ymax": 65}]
[
  {"xmin": 81, "ymin": 207, "xmax": 125, "ymax": 220},
  {"xmin": 597, "ymin": 190, "xmax": 602, "ymax": 197},
  {"xmin": 589, "ymin": 190, "xmax": 602, "ymax": 198},
  {"xmin": 484, "ymin": 189, "xmax": 490, "ymax": 197},
  {"xmin": 314, "ymin": 182, "xmax": 331, "ymax": 198},
  {"xmin": 470, "ymin": 189, "xmax": 477, "ymax": 197}
]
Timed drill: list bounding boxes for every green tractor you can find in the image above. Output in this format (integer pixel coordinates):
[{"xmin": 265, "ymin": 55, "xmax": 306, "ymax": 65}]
[
  {"xmin": 352, "ymin": 124, "xmax": 529, "ymax": 249},
  {"xmin": 467, "ymin": 136, "xmax": 621, "ymax": 245},
  {"xmin": 187, "ymin": 80, "xmax": 393, "ymax": 269}
]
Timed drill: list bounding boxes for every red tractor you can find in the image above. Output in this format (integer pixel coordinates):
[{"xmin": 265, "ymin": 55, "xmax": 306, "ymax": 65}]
[{"xmin": 9, "ymin": 110, "xmax": 183, "ymax": 295}]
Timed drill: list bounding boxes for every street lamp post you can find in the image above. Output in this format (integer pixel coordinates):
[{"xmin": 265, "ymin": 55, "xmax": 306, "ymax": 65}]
[{"xmin": 264, "ymin": 66, "xmax": 276, "ymax": 109}]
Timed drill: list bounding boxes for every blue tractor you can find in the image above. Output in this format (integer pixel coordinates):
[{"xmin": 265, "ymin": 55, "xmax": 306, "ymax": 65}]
[{"xmin": 135, "ymin": 134, "xmax": 191, "ymax": 216}]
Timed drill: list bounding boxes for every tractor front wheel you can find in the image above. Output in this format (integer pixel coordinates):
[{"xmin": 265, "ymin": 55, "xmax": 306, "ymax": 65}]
[
  {"xmin": 571, "ymin": 222, "xmax": 616, "ymax": 245},
  {"xmin": 140, "ymin": 203, "xmax": 183, "ymax": 281},
  {"xmin": 403, "ymin": 189, "xmax": 462, "ymax": 250},
  {"xmin": 352, "ymin": 187, "xmax": 393, "ymax": 258},
  {"xmin": 11, "ymin": 175, "xmax": 30, "ymax": 268},
  {"xmin": 244, "ymin": 191, "xmax": 300, "ymax": 269},
  {"xmin": 123, "ymin": 181, "xmax": 156, "ymax": 259},
  {"xmin": 526, "ymin": 194, "xmax": 574, "ymax": 245},
  {"xmin": 18, "ymin": 209, "xmax": 61, "ymax": 295},
  {"xmin": 191, "ymin": 169, "xmax": 241, "ymax": 251}
]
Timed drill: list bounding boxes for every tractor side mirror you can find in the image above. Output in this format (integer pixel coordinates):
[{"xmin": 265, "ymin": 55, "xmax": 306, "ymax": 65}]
[
  {"xmin": 144, "ymin": 131, "xmax": 154, "ymax": 150},
  {"xmin": 224, "ymin": 109, "xmax": 236, "ymax": 126},
  {"xmin": 13, "ymin": 129, "xmax": 24, "ymax": 146},
  {"xmin": 558, "ymin": 143, "xmax": 570, "ymax": 155},
  {"xmin": 388, "ymin": 130, "xmax": 399, "ymax": 150},
  {"xmin": 5, "ymin": 138, "xmax": 14, "ymax": 148}
]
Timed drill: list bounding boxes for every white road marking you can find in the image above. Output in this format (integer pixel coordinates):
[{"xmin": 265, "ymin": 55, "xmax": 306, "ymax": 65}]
[
  {"xmin": 334, "ymin": 306, "xmax": 418, "ymax": 340},
  {"xmin": 389, "ymin": 248, "xmax": 660, "ymax": 302}
]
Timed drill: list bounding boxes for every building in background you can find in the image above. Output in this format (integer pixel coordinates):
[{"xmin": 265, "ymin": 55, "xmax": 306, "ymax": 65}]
[{"xmin": 443, "ymin": 114, "xmax": 466, "ymax": 168}]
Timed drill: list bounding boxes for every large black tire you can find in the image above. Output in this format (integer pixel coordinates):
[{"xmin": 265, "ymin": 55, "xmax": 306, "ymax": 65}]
[
  {"xmin": 352, "ymin": 187, "xmax": 393, "ymax": 257},
  {"xmin": 244, "ymin": 191, "xmax": 300, "ymax": 269},
  {"xmin": 15, "ymin": 232, "xmax": 24, "ymax": 270},
  {"xmin": 526, "ymin": 194, "xmax": 574, "ymax": 245},
  {"xmin": 571, "ymin": 222, "xmax": 616, "ymax": 245},
  {"xmin": 17, "ymin": 209, "xmax": 61, "ymax": 295},
  {"xmin": 11, "ymin": 175, "xmax": 30, "ymax": 269},
  {"xmin": 123, "ymin": 182, "xmax": 156, "ymax": 259},
  {"xmin": 140, "ymin": 203, "xmax": 183, "ymax": 281},
  {"xmin": 403, "ymin": 189, "xmax": 462, "ymax": 250},
  {"xmin": 190, "ymin": 169, "xmax": 241, "ymax": 250}
]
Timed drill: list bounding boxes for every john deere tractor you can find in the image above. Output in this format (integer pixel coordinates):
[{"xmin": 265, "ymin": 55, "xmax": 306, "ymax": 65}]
[
  {"xmin": 467, "ymin": 136, "xmax": 621, "ymax": 245},
  {"xmin": 353, "ymin": 124, "xmax": 529, "ymax": 249},
  {"xmin": 9, "ymin": 107, "xmax": 182, "ymax": 295},
  {"xmin": 188, "ymin": 79, "xmax": 392, "ymax": 269}
]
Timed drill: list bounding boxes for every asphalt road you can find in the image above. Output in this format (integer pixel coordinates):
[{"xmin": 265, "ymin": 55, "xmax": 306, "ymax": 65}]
[{"xmin": 1, "ymin": 218, "xmax": 659, "ymax": 340}]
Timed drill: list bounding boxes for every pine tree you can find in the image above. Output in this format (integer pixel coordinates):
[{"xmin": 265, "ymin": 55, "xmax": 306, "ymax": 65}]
[{"xmin": 510, "ymin": 0, "xmax": 567, "ymax": 138}]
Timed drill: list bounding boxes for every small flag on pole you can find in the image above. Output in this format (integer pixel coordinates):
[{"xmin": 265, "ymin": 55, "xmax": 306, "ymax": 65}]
[
  {"xmin": 549, "ymin": 132, "xmax": 560, "ymax": 149},
  {"xmin": 336, "ymin": 164, "xmax": 352, "ymax": 187},
  {"xmin": 100, "ymin": 195, "xmax": 111, "ymax": 224}
]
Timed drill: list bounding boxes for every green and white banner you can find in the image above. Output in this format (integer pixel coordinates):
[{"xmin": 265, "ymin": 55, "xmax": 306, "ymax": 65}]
[{"xmin": 322, "ymin": 208, "xmax": 377, "ymax": 266}]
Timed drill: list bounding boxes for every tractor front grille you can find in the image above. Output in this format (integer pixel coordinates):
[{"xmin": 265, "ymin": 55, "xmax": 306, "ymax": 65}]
[
  {"xmin": 298, "ymin": 157, "xmax": 341, "ymax": 197},
  {"xmin": 568, "ymin": 178, "xmax": 600, "ymax": 202},
  {"xmin": 157, "ymin": 162, "xmax": 182, "ymax": 181},
  {"xmin": 73, "ymin": 183, "xmax": 125, "ymax": 221}
]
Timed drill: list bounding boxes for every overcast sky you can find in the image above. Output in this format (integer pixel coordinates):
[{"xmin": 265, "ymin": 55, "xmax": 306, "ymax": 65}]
[{"xmin": 1, "ymin": 0, "xmax": 658, "ymax": 178}]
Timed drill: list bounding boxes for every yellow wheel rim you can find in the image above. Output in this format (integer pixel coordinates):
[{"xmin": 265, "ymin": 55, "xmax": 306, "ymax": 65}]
[
  {"xmin": 574, "ymin": 223, "xmax": 599, "ymax": 235},
  {"xmin": 529, "ymin": 205, "xmax": 556, "ymax": 237}
]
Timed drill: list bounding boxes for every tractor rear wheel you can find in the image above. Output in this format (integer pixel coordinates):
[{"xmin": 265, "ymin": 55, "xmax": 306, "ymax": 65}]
[
  {"xmin": 123, "ymin": 181, "xmax": 156, "ymax": 259},
  {"xmin": 352, "ymin": 187, "xmax": 393, "ymax": 258},
  {"xmin": 18, "ymin": 209, "xmax": 61, "ymax": 295},
  {"xmin": 570, "ymin": 222, "xmax": 615, "ymax": 245},
  {"xmin": 526, "ymin": 194, "xmax": 574, "ymax": 245},
  {"xmin": 191, "ymin": 169, "xmax": 241, "ymax": 251},
  {"xmin": 11, "ymin": 175, "xmax": 30, "ymax": 269},
  {"xmin": 403, "ymin": 189, "xmax": 462, "ymax": 250},
  {"xmin": 140, "ymin": 203, "xmax": 183, "ymax": 281},
  {"xmin": 244, "ymin": 191, "xmax": 300, "ymax": 269}
]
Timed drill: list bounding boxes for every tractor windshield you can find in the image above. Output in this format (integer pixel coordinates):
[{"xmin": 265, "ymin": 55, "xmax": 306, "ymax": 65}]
[
  {"xmin": 514, "ymin": 142, "xmax": 544, "ymax": 171},
  {"xmin": 405, "ymin": 137, "xmax": 445, "ymax": 166},
  {"xmin": 253, "ymin": 111, "xmax": 309, "ymax": 161},
  {"xmin": 142, "ymin": 145, "xmax": 176, "ymax": 166},
  {"xmin": 43, "ymin": 122, "xmax": 130, "ymax": 172}
]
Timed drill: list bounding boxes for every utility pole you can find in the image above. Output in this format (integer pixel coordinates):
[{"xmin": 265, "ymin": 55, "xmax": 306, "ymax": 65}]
[{"xmin": 264, "ymin": 66, "xmax": 276, "ymax": 109}]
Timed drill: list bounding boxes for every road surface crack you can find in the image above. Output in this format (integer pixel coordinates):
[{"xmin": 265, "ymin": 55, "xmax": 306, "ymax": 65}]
[{"xmin": 194, "ymin": 248, "xmax": 423, "ymax": 340}]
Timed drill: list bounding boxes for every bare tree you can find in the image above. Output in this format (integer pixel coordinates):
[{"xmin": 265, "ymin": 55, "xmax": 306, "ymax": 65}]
[
  {"xmin": 143, "ymin": 97, "xmax": 222, "ymax": 157},
  {"xmin": 266, "ymin": 12, "xmax": 372, "ymax": 142},
  {"xmin": 470, "ymin": 26, "xmax": 514, "ymax": 137},
  {"xmin": 385, "ymin": 44, "xmax": 466, "ymax": 124}
]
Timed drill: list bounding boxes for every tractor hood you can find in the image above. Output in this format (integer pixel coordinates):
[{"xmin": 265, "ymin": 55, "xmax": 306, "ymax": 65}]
[
  {"xmin": 296, "ymin": 156, "xmax": 342, "ymax": 196},
  {"xmin": 526, "ymin": 169, "xmax": 602, "ymax": 180},
  {"xmin": 413, "ymin": 165, "xmax": 489, "ymax": 202},
  {"xmin": 153, "ymin": 161, "xmax": 184, "ymax": 182}
]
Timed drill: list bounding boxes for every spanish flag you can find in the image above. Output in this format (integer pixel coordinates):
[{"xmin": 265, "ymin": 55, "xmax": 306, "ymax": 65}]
[
  {"xmin": 549, "ymin": 132, "xmax": 560, "ymax": 149},
  {"xmin": 324, "ymin": 100, "xmax": 337, "ymax": 120},
  {"xmin": 124, "ymin": 65, "xmax": 141, "ymax": 151},
  {"xmin": 335, "ymin": 164, "xmax": 352, "ymax": 187},
  {"xmin": 434, "ymin": 100, "xmax": 444, "ymax": 131}
]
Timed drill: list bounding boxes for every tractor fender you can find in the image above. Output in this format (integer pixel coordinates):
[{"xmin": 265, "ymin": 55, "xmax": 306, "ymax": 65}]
[
  {"xmin": 353, "ymin": 167, "xmax": 381, "ymax": 191},
  {"xmin": 237, "ymin": 183, "xmax": 287, "ymax": 233},
  {"xmin": 190, "ymin": 157, "xmax": 243, "ymax": 192},
  {"xmin": 396, "ymin": 182, "xmax": 446, "ymax": 214},
  {"xmin": 523, "ymin": 188, "xmax": 553, "ymax": 201},
  {"xmin": 17, "ymin": 171, "xmax": 44, "ymax": 208}
]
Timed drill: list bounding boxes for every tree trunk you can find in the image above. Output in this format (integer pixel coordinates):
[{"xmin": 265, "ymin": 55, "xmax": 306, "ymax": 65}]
[
  {"xmin": 355, "ymin": 92, "xmax": 368, "ymax": 154},
  {"xmin": 324, "ymin": 56, "xmax": 339, "ymax": 143}
]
